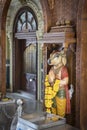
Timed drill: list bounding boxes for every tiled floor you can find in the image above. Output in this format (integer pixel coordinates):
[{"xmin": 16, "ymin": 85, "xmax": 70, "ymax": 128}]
[
  {"xmin": 0, "ymin": 92, "xmax": 79, "ymax": 130},
  {"xmin": 0, "ymin": 92, "xmax": 43, "ymax": 130}
]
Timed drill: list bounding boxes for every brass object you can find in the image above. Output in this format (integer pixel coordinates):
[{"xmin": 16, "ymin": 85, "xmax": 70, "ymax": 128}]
[{"xmin": 65, "ymin": 20, "xmax": 71, "ymax": 26}]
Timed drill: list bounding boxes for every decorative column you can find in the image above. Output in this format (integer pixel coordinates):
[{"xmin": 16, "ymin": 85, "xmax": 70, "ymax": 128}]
[{"xmin": 36, "ymin": 30, "xmax": 44, "ymax": 101}]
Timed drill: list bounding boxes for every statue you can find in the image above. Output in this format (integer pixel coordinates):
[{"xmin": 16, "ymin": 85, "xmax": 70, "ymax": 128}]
[
  {"xmin": 10, "ymin": 99, "xmax": 23, "ymax": 130},
  {"xmin": 44, "ymin": 49, "xmax": 71, "ymax": 117}
]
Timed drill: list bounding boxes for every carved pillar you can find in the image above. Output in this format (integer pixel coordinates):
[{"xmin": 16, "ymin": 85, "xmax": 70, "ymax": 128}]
[
  {"xmin": 0, "ymin": 45, "xmax": 2, "ymax": 92},
  {"xmin": 66, "ymin": 43, "xmax": 76, "ymax": 125},
  {"xmin": 0, "ymin": 0, "xmax": 11, "ymax": 94},
  {"xmin": 0, "ymin": 1, "xmax": 5, "ymax": 93},
  {"xmin": 36, "ymin": 30, "xmax": 44, "ymax": 101}
]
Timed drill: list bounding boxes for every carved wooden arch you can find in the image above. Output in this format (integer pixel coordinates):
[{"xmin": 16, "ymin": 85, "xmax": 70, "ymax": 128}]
[
  {"xmin": 40, "ymin": 0, "xmax": 52, "ymax": 32},
  {"xmin": 77, "ymin": 0, "xmax": 87, "ymax": 129}
]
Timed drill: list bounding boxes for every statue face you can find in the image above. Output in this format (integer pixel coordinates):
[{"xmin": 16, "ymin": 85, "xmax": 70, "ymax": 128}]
[
  {"xmin": 48, "ymin": 51, "xmax": 62, "ymax": 66},
  {"xmin": 48, "ymin": 50, "xmax": 67, "ymax": 66}
]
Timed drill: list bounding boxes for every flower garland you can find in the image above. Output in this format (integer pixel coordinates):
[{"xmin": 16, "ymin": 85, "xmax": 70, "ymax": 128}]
[{"xmin": 44, "ymin": 75, "xmax": 60, "ymax": 113}]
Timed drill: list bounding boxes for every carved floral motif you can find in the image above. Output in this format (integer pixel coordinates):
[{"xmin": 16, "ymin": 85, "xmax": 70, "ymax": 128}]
[{"xmin": 48, "ymin": 0, "xmax": 55, "ymax": 9}]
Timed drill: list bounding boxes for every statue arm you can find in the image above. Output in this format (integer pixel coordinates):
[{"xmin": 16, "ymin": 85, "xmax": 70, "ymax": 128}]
[
  {"xmin": 60, "ymin": 77, "xmax": 69, "ymax": 86},
  {"xmin": 60, "ymin": 66, "xmax": 69, "ymax": 86}
]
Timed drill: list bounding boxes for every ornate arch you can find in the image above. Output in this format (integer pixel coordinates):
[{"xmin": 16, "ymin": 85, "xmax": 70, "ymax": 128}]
[
  {"xmin": 6, "ymin": 0, "xmax": 44, "ymax": 92},
  {"xmin": 6, "ymin": 0, "xmax": 44, "ymax": 39}
]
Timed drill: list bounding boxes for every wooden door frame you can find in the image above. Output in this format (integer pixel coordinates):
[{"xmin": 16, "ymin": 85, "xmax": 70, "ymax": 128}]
[
  {"xmin": 77, "ymin": 0, "xmax": 87, "ymax": 129},
  {"xmin": 13, "ymin": 32, "xmax": 37, "ymax": 98},
  {"xmin": 12, "ymin": 38, "xmax": 24, "ymax": 92}
]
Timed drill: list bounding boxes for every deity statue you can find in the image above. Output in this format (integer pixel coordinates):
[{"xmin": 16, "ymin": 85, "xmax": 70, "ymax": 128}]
[{"xmin": 44, "ymin": 49, "xmax": 71, "ymax": 117}]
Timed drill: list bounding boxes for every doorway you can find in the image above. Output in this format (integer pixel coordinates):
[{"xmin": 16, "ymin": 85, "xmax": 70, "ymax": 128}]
[
  {"xmin": 12, "ymin": 7, "xmax": 38, "ymax": 98},
  {"xmin": 13, "ymin": 38, "xmax": 37, "ymax": 96}
]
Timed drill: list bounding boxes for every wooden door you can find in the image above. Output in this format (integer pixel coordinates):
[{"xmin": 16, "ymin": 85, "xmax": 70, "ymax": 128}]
[
  {"xmin": 22, "ymin": 43, "xmax": 37, "ymax": 96},
  {"xmin": 14, "ymin": 39, "xmax": 37, "ymax": 98}
]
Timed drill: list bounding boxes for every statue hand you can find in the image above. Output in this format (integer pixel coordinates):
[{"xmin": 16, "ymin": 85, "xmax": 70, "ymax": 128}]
[{"xmin": 48, "ymin": 69, "xmax": 55, "ymax": 85}]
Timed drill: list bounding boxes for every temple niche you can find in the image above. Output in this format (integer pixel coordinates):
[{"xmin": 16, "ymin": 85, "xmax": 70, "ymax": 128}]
[{"xmin": 42, "ymin": 22, "xmax": 76, "ymax": 124}]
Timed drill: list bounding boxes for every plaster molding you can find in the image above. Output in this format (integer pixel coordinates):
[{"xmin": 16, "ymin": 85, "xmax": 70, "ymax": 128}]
[
  {"xmin": 7, "ymin": 32, "xmax": 12, "ymax": 50},
  {"xmin": 6, "ymin": 0, "xmax": 44, "ymax": 40}
]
